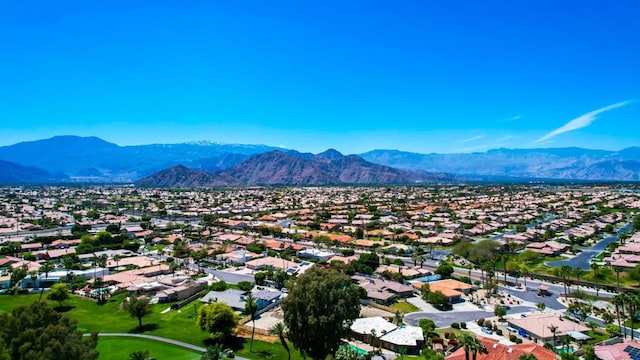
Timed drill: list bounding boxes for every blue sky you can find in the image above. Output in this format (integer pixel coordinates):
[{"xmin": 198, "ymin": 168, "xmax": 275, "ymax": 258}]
[{"xmin": 1, "ymin": 1, "xmax": 638, "ymax": 154}]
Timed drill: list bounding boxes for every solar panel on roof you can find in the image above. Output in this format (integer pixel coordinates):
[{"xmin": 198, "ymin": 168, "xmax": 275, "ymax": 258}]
[{"xmin": 624, "ymin": 345, "xmax": 640, "ymax": 360}]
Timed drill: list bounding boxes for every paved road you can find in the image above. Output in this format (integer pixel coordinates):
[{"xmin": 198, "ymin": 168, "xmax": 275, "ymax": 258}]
[
  {"xmin": 499, "ymin": 286, "xmax": 565, "ymax": 310},
  {"xmin": 547, "ymin": 223, "xmax": 632, "ymax": 270},
  {"xmin": 84, "ymin": 333, "xmax": 249, "ymax": 360},
  {"xmin": 404, "ymin": 306, "xmax": 531, "ymax": 328}
]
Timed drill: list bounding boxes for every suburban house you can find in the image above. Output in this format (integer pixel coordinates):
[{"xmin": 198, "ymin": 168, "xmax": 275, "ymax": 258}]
[
  {"xmin": 127, "ymin": 276, "xmax": 204, "ymax": 303},
  {"xmin": 507, "ymin": 313, "xmax": 589, "ymax": 343},
  {"xmin": 349, "ymin": 317, "xmax": 424, "ymax": 355},
  {"xmin": 296, "ymin": 248, "xmax": 335, "ymax": 262},
  {"xmin": 594, "ymin": 338, "xmax": 640, "ymax": 360},
  {"xmin": 201, "ymin": 289, "xmax": 246, "ymax": 310},
  {"xmin": 410, "ymin": 279, "xmax": 474, "ymax": 304},
  {"xmin": 352, "ymin": 275, "xmax": 414, "ymax": 304},
  {"xmin": 445, "ymin": 336, "xmax": 557, "ymax": 360}
]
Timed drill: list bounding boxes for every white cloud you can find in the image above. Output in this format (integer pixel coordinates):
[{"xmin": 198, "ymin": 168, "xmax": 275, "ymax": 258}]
[
  {"xmin": 459, "ymin": 134, "xmax": 485, "ymax": 143},
  {"xmin": 534, "ymin": 100, "xmax": 632, "ymax": 144},
  {"xmin": 503, "ymin": 115, "xmax": 522, "ymax": 121}
]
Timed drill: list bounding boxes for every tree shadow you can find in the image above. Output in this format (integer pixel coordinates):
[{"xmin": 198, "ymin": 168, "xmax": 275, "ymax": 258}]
[
  {"xmin": 204, "ymin": 336, "xmax": 245, "ymax": 352},
  {"xmin": 54, "ymin": 305, "xmax": 76, "ymax": 313},
  {"xmin": 129, "ymin": 323, "xmax": 159, "ymax": 333}
]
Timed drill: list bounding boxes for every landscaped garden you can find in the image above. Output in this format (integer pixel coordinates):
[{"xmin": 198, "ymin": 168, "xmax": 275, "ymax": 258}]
[{"xmin": 0, "ymin": 293, "xmax": 305, "ymax": 360}]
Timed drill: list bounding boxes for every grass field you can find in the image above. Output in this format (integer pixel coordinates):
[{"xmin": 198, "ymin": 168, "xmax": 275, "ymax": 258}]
[
  {"xmin": 0, "ymin": 293, "xmax": 211, "ymax": 346},
  {"xmin": 0, "ymin": 293, "xmax": 307, "ymax": 360},
  {"xmin": 390, "ymin": 301, "xmax": 420, "ymax": 314},
  {"xmin": 96, "ymin": 337, "xmax": 200, "ymax": 360}
]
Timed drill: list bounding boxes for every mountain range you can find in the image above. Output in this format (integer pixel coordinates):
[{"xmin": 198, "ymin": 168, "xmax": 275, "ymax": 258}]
[
  {"xmin": 0, "ymin": 135, "xmax": 639, "ymax": 185},
  {"xmin": 137, "ymin": 149, "xmax": 453, "ymax": 187}
]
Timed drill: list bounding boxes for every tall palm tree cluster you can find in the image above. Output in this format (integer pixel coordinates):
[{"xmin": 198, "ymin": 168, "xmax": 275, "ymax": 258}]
[
  {"xmin": 613, "ymin": 292, "xmax": 640, "ymax": 340},
  {"xmin": 459, "ymin": 333, "xmax": 485, "ymax": 360}
]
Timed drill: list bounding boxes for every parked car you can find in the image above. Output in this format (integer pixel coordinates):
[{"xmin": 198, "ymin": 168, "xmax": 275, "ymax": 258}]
[{"xmin": 481, "ymin": 327, "xmax": 493, "ymax": 334}]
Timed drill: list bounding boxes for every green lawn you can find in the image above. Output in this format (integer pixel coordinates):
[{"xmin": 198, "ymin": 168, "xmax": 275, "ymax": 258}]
[
  {"xmin": 0, "ymin": 293, "xmax": 210, "ymax": 346},
  {"xmin": 390, "ymin": 301, "xmax": 420, "ymax": 314},
  {"xmin": 96, "ymin": 337, "xmax": 200, "ymax": 360},
  {"xmin": 235, "ymin": 338, "xmax": 305, "ymax": 360},
  {"xmin": 0, "ymin": 293, "xmax": 307, "ymax": 360}
]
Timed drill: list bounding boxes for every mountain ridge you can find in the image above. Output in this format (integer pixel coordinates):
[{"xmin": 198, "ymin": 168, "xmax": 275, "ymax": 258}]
[
  {"xmin": 137, "ymin": 150, "xmax": 454, "ymax": 187},
  {"xmin": 1, "ymin": 135, "xmax": 640, "ymax": 183}
]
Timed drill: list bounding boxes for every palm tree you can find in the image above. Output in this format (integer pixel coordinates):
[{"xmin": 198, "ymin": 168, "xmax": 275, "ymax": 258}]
[
  {"xmin": 471, "ymin": 336, "xmax": 484, "ymax": 360},
  {"xmin": 560, "ymin": 265, "xmax": 573, "ymax": 298},
  {"xmin": 38, "ymin": 261, "xmax": 53, "ymax": 301},
  {"xmin": 113, "ymin": 254, "xmax": 123, "ymax": 271},
  {"xmin": 559, "ymin": 335, "xmax": 571, "ymax": 354},
  {"xmin": 536, "ymin": 302, "xmax": 546, "ymax": 312},
  {"xmin": 269, "ymin": 322, "xmax": 290, "ymax": 360},
  {"xmin": 394, "ymin": 310, "xmax": 403, "ymax": 325},
  {"xmin": 624, "ymin": 292, "xmax": 639, "ymax": 341},
  {"xmin": 573, "ymin": 267, "xmax": 585, "ymax": 292},
  {"xmin": 459, "ymin": 333, "xmax": 475, "ymax": 360},
  {"xmin": 548, "ymin": 325, "xmax": 558, "ymax": 350},
  {"xmin": 244, "ymin": 292, "xmax": 258, "ymax": 351},
  {"xmin": 613, "ymin": 293, "xmax": 626, "ymax": 338},
  {"xmin": 614, "ymin": 266, "xmax": 623, "ymax": 292}
]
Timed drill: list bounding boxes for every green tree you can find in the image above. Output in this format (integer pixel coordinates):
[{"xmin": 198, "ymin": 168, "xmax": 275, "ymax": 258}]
[
  {"xmin": 605, "ymin": 323, "xmax": 620, "ymax": 337},
  {"xmin": 582, "ymin": 345, "xmax": 597, "ymax": 360},
  {"xmin": 435, "ymin": 262, "xmax": 454, "ymax": 278},
  {"xmin": 281, "ymin": 266, "xmax": 361, "ymax": 360},
  {"xmin": 536, "ymin": 302, "xmax": 546, "ymax": 312},
  {"xmin": 567, "ymin": 302, "xmax": 591, "ymax": 322},
  {"xmin": 518, "ymin": 354, "xmax": 538, "ymax": 360},
  {"xmin": 129, "ymin": 350, "xmax": 152, "ymax": 360},
  {"xmin": 39, "ymin": 261, "xmax": 54, "ymax": 300},
  {"xmin": 548, "ymin": 325, "xmax": 558, "ymax": 349},
  {"xmin": 9, "ymin": 264, "xmax": 27, "ymax": 289},
  {"xmin": 419, "ymin": 318, "xmax": 436, "ymax": 344},
  {"xmin": 494, "ymin": 305, "xmax": 507, "ymax": 320},
  {"xmin": 427, "ymin": 290, "xmax": 449, "ymax": 310},
  {"xmin": 334, "ymin": 344, "xmax": 365, "ymax": 360},
  {"xmin": 123, "ymin": 295, "xmax": 153, "ymax": 329},
  {"xmin": 0, "ymin": 301, "xmax": 99, "ymax": 360},
  {"xmin": 201, "ymin": 344, "xmax": 224, "ymax": 360},
  {"xmin": 198, "ymin": 302, "xmax": 238, "ymax": 341},
  {"xmin": 47, "ymin": 283, "xmax": 70, "ymax": 308},
  {"xmin": 269, "ymin": 322, "xmax": 290, "ymax": 360}
]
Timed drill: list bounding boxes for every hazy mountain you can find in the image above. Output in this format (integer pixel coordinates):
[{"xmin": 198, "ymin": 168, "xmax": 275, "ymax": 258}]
[
  {"xmin": 0, "ymin": 136, "xmax": 279, "ymax": 181},
  {"xmin": 0, "ymin": 160, "xmax": 66, "ymax": 184},
  {"xmin": 2, "ymin": 135, "xmax": 640, "ymax": 183},
  {"xmin": 137, "ymin": 150, "xmax": 453, "ymax": 187},
  {"xmin": 360, "ymin": 147, "xmax": 640, "ymax": 181}
]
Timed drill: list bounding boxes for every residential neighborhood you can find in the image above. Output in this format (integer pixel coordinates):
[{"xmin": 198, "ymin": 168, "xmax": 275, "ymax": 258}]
[{"xmin": 2, "ymin": 184, "xmax": 640, "ymax": 360}]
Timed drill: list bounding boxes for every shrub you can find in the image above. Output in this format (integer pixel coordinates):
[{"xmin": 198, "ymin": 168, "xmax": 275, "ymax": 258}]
[
  {"xmin": 477, "ymin": 318, "xmax": 485, "ymax": 326},
  {"xmin": 460, "ymin": 322, "xmax": 467, "ymax": 329},
  {"xmin": 509, "ymin": 335, "xmax": 517, "ymax": 342},
  {"xmin": 444, "ymin": 332, "xmax": 450, "ymax": 339},
  {"xmin": 496, "ymin": 329, "xmax": 503, "ymax": 336},
  {"xmin": 451, "ymin": 322, "xmax": 460, "ymax": 329},
  {"xmin": 484, "ymin": 320, "xmax": 492, "ymax": 328},
  {"xmin": 515, "ymin": 337, "xmax": 523, "ymax": 344}
]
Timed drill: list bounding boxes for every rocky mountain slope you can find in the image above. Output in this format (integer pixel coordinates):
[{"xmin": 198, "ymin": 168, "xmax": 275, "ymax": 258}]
[{"xmin": 137, "ymin": 150, "xmax": 453, "ymax": 187}]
